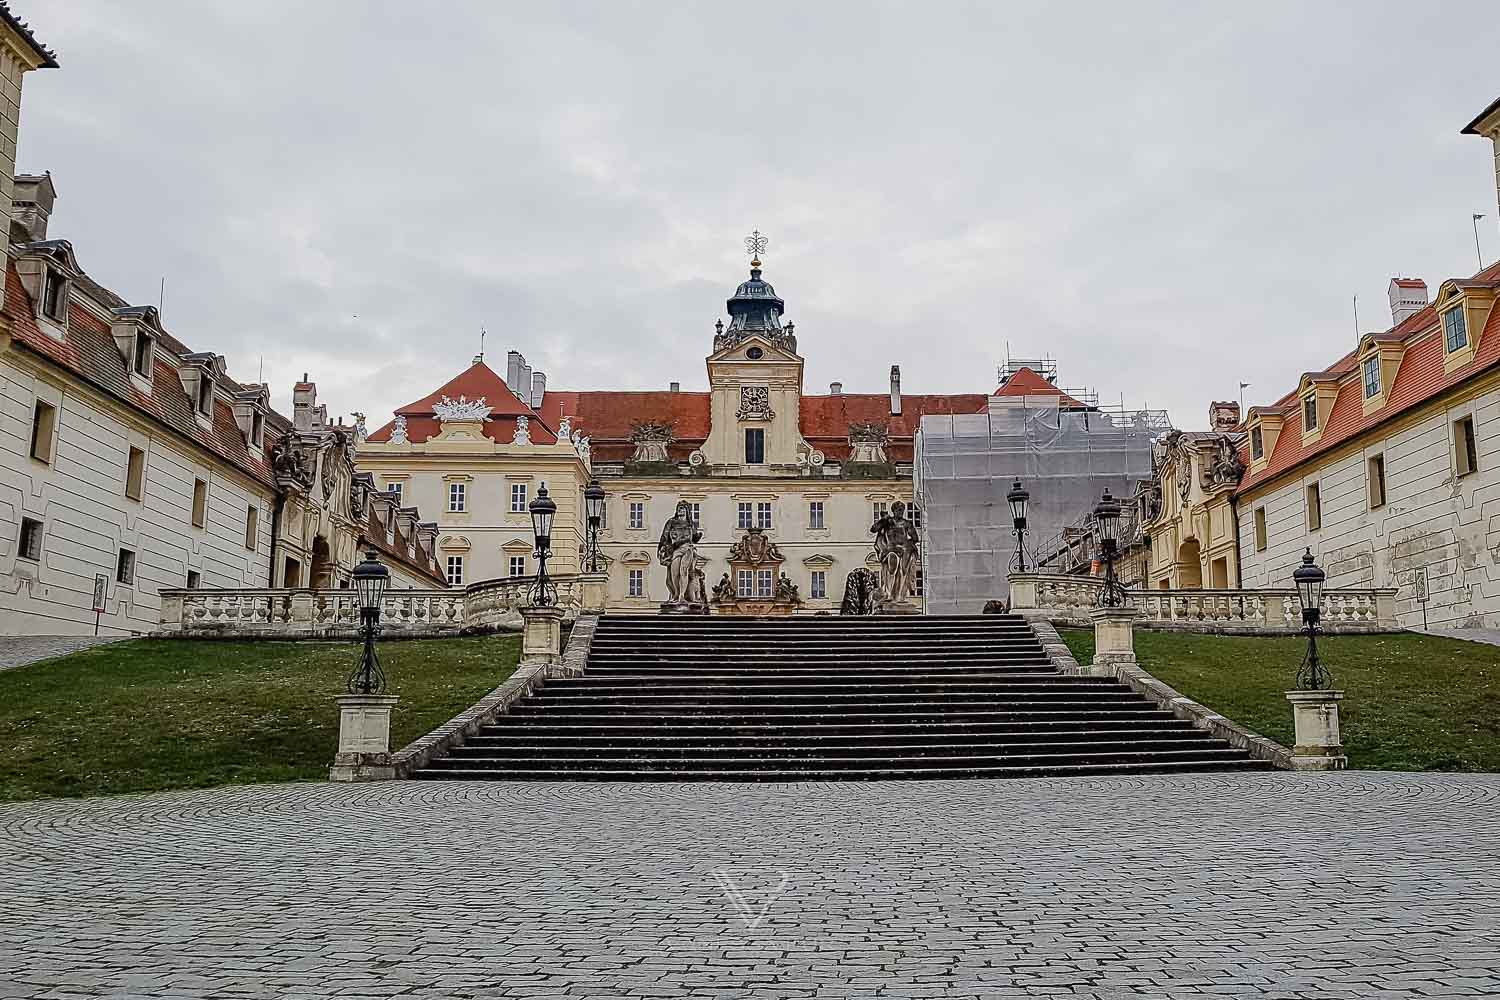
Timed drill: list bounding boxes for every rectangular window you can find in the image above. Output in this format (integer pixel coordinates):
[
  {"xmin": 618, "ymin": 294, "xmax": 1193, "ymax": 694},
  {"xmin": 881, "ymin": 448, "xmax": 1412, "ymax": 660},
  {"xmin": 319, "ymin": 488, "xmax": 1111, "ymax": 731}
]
[
  {"xmin": 737, "ymin": 501, "xmax": 752, "ymax": 529},
  {"xmin": 191, "ymin": 478, "xmax": 208, "ymax": 529},
  {"xmin": 447, "ymin": 555, "xmax": 465, "ymax": 586},
  {"xmin": 906, "ymin": 504, "xmax": 923, "ymax": 528},
  {"xmin": 250, "ymin": 412, "xmax": 264, "ymax": 449},
  {"xmin": 29, "ymin": 399, "xmax": 56, "ymax": 464},
  {"xmin": 873, "ymin": 501, "xmax": 888, "ymax": 522},
  {"xmin": 125, "ymin": 446, "xmax": 146, "ymax": 500},
  {"xmin": 132, "ymin": 333, "xmax": 153, "ymax": 377},
  {"xmin": 1253, "ymin": 507, "xmax": 1267, "ymax": 552},
  {"xmin": 1306, "ymin": 482, "xmax": 1321, "ymax": 532},
  {"xmin": 245, "ymin": 505, "xmax": 259, "ymax": 550},
  {"xmin": 629, "ymin": 501, "xmax": 645, "ymax": 529},
  {"xmin": 508, "ymin": 555, "xmax": 526, "ymax": 578},
  {"xmin": 808, "ymin": 500, "xmax": 825, "ymax": 529},
  {"xmin": 744, "ymin": 428, "xmax": 765, "ymax": 465},
  {"xmin": 756, "ymin": 569, "xmax": 773, "ymax": 598},
  {"xmin": 448, "ymin": 482, "xmax": 466, "ymax": 512},
  {"xmin": 1368, "ymin": 455, "xmax": 1386, "ymax": 509},
  {"xmin": 18, "ymin": 517, "xmax": 42, "ymax": 561},
  {"xmin": 1443, "ymin": 306, "xmax": 1469, "ymax": 353},
  {"xmin": 186, "ymin": 570, "xmax": 201, "ymax": 589},
  {"xmin": 1249, "ymin": 426, "xmax": 1264, "ymax": 460},
  {"xmin": 1363, "ymin": 355, "xmax": 1381, "ymax": 400},
  {"xmin": 116, "ymin": 548, "xmax": 136, "ymax": 586},
  {"xmin": 197, "ymin": 378, "xmax": 214, "ymax": 417},
  {"xmin": 755, "ymin": 501, "xmax": 772, "ymax": 529},
  {"xmin": 687, "ymin": 502, "xmax": 702, "ymax": 529},
  {"xmin": 42, "ymin": 270, "xmax": 66, "ymax": 321},
  {"xmin": 914, "ymin": 567, "xmax": 925, "ymax": 597},
  {"xmin": 386, "ymin": 481, "xmax": 403, "ymax": 504},
  {"xmin": 737, "ymin": 569, "xmax": 753, "ymax": 598},
  {"xmin": 1303, "ymin": 395, "xmax": 1318, "ymax": 431},
  {"xmin": 810, "ymin": 570, "xmax": 826, "ymax": 599},
  {"xmin": 1455, "ymin": 416, "xmax": 1479, "ymax": 477},
  {"xmin": 628, "ymin": 568, "xmax": 644, "ymax": 597},
  {"xmin": 511, "ymin": 482, "xmax": 527, "ymax": 513}
]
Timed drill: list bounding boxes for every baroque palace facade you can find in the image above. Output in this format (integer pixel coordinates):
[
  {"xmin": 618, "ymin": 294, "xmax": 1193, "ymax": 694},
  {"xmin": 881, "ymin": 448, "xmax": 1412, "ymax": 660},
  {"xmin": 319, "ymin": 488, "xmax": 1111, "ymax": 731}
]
[
  {"xmin": 360, "ymin": 253, "xmax": 1077, "ymax": 613},
  {"xmin": 0, "ymin": 7, "xmax": 444, "ymax": 635}
]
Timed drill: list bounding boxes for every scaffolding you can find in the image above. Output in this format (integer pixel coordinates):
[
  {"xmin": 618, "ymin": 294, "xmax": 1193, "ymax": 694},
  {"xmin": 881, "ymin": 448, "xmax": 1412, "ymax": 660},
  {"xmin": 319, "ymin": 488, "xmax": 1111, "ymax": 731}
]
[{"xmin": 915, "ymin": 395, "xmax": 1169, "ymax": 615}]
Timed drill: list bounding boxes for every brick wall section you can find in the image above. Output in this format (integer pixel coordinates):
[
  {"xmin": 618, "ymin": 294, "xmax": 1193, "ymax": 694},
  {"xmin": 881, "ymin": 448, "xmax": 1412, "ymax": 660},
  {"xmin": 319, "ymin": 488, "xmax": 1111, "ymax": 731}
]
[
  {"xmin": 390, "ymin": 614, "xmax": 598, "ymax": 777},
  {"xmin": 1027, "ymin": 619, "xmax": 1295, "ymax": 770}
]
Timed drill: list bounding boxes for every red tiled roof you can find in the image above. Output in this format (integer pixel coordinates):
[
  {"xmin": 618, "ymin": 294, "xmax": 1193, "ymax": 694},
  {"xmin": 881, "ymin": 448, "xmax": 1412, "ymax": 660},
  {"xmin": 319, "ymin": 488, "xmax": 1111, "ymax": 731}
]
[
  {"xmin": 358, "ymin": 507, "xmax": 446, "ymax": 588},
  {"xmin": 994, "ymin": 365, "xmax": 1087, "ymax": 408},
  {"xmin": 5, "ymin": 261, "xmax": 278, "ymax": 487},
  {"xmin": 366, "ymin": 360, "xmax": 558, "ymax": 445},
  {"xmin": 800, "ymin": 393, "xmax": 990, "ymax": 461},
  {"xmin": 1239, "ymin": 262, "xmax": 1500, "ymax": 492},
  {"xmin": 1392, "ymin": 277, "xmax": 1427, "ymax": 288}
]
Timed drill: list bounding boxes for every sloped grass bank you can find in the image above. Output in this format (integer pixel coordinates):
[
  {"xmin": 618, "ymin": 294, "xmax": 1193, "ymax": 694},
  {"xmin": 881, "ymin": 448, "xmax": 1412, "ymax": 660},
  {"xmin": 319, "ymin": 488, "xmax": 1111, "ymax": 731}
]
[{"xmin": 0, "ymin": 634, "xmax": 520, "ymax": 802}]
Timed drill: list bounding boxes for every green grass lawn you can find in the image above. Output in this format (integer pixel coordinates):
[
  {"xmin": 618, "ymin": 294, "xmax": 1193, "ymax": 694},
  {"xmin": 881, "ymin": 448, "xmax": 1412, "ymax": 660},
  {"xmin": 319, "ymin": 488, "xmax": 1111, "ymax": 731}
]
[
  {"xmin": 0, "ymin": 634, "xmax": 521, "ymax": 802},
  {"xmin": 1060, "ymin": 628, "xmax": 1500, "ymax": 772}
]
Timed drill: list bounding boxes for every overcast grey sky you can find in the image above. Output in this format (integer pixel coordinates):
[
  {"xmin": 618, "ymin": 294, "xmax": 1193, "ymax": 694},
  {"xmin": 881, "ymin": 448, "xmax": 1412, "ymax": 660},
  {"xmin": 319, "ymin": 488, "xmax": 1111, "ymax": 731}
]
[{"xmin": 14, "ymin": 2, "xmax": 1500, "ymax": 427}]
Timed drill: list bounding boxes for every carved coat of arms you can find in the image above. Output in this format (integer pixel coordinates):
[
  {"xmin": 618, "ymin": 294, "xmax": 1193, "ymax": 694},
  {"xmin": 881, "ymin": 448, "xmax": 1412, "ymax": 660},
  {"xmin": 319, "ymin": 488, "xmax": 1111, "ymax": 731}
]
[{"xmin": 726, "ymin": 527, "xmax": 784, "ymax": 567}]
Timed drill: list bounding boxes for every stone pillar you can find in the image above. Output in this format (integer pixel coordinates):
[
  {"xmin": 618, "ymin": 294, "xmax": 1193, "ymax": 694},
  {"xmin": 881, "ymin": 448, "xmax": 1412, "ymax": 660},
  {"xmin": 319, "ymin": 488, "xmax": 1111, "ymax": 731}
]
[
  {"xmin": 521, "ymin": 604, "xmax": 564, "ymax": 663},
  {"xmin": 1007, "ymin": 574, "xmax": 1039, "ymax": 612},
  {"xmin": 158, "ymin": 591, "xmax": 184, "ymax": 631},
  {"xmin": 578, "ymin": 573, "xmax": 609, "ymax": 614},
  {"xmin": 289, "ymin": 590, "xmax": 315, "ymax": 631},
  {"xmin": 1284, "ymin": 690, "xmax": 1347, "ymax": 771},
  {"xmin": 1374, "ymin": 589, "xmax": 1397, "ymax": 629},
  {"xmin": 329, "ymin": 693, "xmax": 399, "ymax": 782},
  {"xmin": 1087, "ymin": 605, "xmax": 1137, "ymax": 677}
]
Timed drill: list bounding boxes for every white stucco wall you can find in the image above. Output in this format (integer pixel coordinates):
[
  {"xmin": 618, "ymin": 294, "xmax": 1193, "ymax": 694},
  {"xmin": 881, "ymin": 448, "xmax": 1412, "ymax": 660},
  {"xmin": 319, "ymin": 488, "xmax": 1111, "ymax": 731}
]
[
  {"xmin": 1, "ymin": 355, "xmax": 274, "ymax": 635},
  {"xmin": 1238, "ymin": 383, "xmax": 1500, "ymax": 628}
]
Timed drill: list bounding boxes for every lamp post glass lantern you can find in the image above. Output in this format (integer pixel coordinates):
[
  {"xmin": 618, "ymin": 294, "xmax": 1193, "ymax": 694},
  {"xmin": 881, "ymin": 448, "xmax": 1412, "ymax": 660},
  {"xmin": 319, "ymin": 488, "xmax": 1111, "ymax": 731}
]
[
  {"xmin": 584, "ymin": 478, "xmax": 605, "ymax": 574},
  {"xmin": 347, "ymin": 549, "xmax": 390, "ymax": 695},
  {"xmin": 1007, "ymin": 479, "xmax": 1030, "ymax": 573},
  {"xmin": 529, "ymin": 481, "xmax": 558, "ymax": 607},
  {"xmin": 1093, "ymin": 488, "xmax": 1127, "ymax": 608},
  {"xmin": 1293, "ymin": 548, "xmax": 1332, "ymax": 689}
]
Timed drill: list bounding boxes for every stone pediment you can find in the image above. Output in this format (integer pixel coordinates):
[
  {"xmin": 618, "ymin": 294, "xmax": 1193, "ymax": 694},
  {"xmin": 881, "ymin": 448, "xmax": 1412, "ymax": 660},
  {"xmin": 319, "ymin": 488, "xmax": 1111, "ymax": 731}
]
[
  {"xmin": 500, "ymin": 538, "xmax": 534, "ymax": 555},
  {"xmin": 440, "ymin": 534, "xmax": 472, "ymax": 552},
  {"xmin": 802, "ymin": 553, "xmax": 837, "ymax": 568},
  {"xmin": 706, "ymin": 333, "xmax": 802, "ymax": 365}
]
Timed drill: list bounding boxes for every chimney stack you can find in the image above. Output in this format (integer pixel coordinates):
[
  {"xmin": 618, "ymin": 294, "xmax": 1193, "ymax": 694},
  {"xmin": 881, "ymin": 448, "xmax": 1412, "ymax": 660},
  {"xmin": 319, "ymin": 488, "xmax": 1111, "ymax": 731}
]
[
  {"xmin": 1388, "ymin": 278, "xmax": 1428, "ymax": 326},
  {"xmin": 506, "ymin": 351, "xmax": 526, "ymax": 395},
  {"xmin": 10, "ymin": 173, "xmax": 55, "ymax": 243},
  {"xmin": 830, "ymin": 381, "xmax": 842, "ymax": 395},
  {"xmin": 1209, "ymin": 400, "xmax": 1241, "ymax": 432},
  {"xmin": 669, "ymin": 381, "xmax": 680, "ymax": 393},
  {"xmin": 293, "ymin": 379, "xmax": 318, "ymax": 431},
  {"xmin": 889, "ymin": 366, "xmax": 902, "ymax": 416},
  {"xmin": 530, "ymin": 371, "xmax": 547, "ymax": 408}
]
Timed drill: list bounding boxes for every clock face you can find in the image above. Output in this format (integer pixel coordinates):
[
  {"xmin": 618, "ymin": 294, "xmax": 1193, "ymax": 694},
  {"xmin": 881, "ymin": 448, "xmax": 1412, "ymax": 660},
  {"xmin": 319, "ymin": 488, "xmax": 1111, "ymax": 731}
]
[{"xmin": 746, "ymin": 346, "xmax": 764, "ymax": 360}]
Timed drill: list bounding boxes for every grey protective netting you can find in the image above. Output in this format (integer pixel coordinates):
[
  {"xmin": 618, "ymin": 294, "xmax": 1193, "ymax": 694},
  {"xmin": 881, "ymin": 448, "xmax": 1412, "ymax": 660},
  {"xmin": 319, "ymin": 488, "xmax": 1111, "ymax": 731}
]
[{"xmin": 915, "ymin": 396, "xmax": 1167, "ymax": 615}]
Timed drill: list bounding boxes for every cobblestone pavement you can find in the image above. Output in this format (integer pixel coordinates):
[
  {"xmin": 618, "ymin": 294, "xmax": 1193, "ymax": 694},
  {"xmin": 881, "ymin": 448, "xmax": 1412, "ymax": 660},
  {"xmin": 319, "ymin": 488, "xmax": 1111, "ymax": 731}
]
[
  {"xmin": 4, "ymin": 773, "xmax": 1500, "ymax": 998},
  {"xmin": 0, "ymin": 635, "xmax": 124, "ymax": 672}
]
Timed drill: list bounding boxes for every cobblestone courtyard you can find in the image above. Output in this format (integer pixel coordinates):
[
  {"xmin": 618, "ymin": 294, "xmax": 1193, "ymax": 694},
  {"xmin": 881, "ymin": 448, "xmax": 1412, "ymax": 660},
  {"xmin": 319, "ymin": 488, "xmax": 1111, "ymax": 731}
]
[{"xmin": 4, "ymin": 773, "xmax": 1500, "ymax": 998}]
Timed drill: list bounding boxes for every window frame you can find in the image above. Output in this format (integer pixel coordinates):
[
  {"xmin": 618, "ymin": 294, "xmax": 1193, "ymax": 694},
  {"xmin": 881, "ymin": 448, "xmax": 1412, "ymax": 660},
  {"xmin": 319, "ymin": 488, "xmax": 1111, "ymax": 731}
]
[
  {"xmin": 29, "ymin": 399, "xmax": 56, "ymax": 464},
  {"xmin": 448, "ymin": 482, "xmax": 466, "ymax": 513},
  {"xmin": 1455, "ymin": 415, "xmax": 1479, "ymax": 477},
  {"xmin": 510, "ymin": 482, "xmax": 528, "ymax": 513},
  {"xmin": 1368, "ymin": 454, "xmax": 1386, "ymax": 510},
  {"xmin": 737, "ymin": 501, "xmax": 752, "ymax": 530},
  {"xmin": 755, "ymin": 501, "xmax": 772, "ymax": 530},
  {"xmin": 629, "ymin": 501, "xmax": 645, "ymax": 530},
  {"xmin": 191, "ymin": 478, "xmax": 209, "ymax": 529},
  {"xmin": 197, "ymin": 377, "xmax": 214, "ymax": 418},
  {"xmin": 1443, "ymin": 305, "xmax": 1469, "ymax": 354},
  {"xmin": 386, "ymin": 481, "xmax": 403, "ymax": 504},
  {"xmin": 744, "ymin": 427, "xmax": 766, "ymax": 465},
  {"xmin": 1253, "ymin": 507, "xmax": 1267, "ymax": 552},
  {"xmin": 1305, "ymin": 482, "xmax": 1321, "ymax": 532},
  {"xmin": 1302, "ymin": 395, "xmax": 1318, "ymax": 431},
  {"xmin": 627, "ymin": 568, "xmax": 644, "ymax": 597},
  {"xmin": 447, "ymin": 555, "xmax": 465, "ymax": 587},
  {"xmin": 810, "ymin": 570, "xmax": 826, "ymax": 600},
  {"xmin": 41, "ymin": 268, "xmax": 67, "ymax": 322},
  {"xmin": 808, "ymin": 500, "xmax": 825, "ymax": 530},
  {"xmin": 1362, "ymin": 355, "xmax": 1381, "ymax": 400},
  {"xmin": 245, "ymin": 505, "xmax": 259, "ymax": 550},
  {"xmin": 508, "ymin": 555, "xmax": 526, "ymax": 578},
  {"xmin": 1249, "ymin": 426, "xmax": 1264, "ymax": 460},
  {"xmin": 755, "ymin": 568, "xmax": 773, "ymax": 598},
  {"xmin": 186, "ymin": 569, "xmax": 201, "ymax": 589},
  {"xmin": 18, "ymin": 517, "xmax": 43, "ymax": 562},
  {"xmin": 116, "ymin": 548, "xmax": 136, "ymax": 586},
  {"xmin": 125, "ymin": 446, "xmax": 146, "ymax": 501},
  {"xmin": 131, "ymin": 331, "xmax": 154, "ymax": 378}
]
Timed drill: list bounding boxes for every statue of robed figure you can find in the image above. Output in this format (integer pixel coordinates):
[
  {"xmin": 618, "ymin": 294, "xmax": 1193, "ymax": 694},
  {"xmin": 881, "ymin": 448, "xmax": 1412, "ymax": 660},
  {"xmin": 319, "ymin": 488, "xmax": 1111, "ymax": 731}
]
[
  {"xmin": 658, "ymin": 500, "xmax": 705, "ymax": 611},
  {"xmin": 871, "ymin": 500, "xmax": 919, "ymax": 609}
]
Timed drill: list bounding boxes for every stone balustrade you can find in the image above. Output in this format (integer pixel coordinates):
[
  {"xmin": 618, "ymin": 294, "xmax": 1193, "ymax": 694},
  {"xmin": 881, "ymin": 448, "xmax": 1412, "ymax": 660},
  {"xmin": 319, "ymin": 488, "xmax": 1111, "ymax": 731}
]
[
  {"xmin": 158, "ymin": 574, "xmax": 583, "ymax": 639},
  {"xmin": 1008, "ymin": 573, "xmax": 1399, "ymax": 634}
]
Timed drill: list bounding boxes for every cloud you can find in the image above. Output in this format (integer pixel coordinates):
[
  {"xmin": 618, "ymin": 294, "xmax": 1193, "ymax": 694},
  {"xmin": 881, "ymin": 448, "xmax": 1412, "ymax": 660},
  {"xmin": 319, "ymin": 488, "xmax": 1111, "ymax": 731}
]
[{"xmin": 14, "ymin": 0, "xmax": 1500, "ymax": 426}]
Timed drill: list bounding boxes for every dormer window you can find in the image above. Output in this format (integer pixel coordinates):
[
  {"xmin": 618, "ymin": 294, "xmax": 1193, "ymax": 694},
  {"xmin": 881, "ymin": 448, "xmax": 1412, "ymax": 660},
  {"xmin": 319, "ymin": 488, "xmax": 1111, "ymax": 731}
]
[
  {"xmin": 1250, "ymin": 426, "xmax": 1264, "ymax": 460},
  {"xmin": 41, "ymin": 269, "xmax": 67, "ymax": 322},
  {"xmin": 1362, "ymin": 355, "xmax": 1381, "ymax": 399},
  {"xmin": 1442, "ymin": 306, "xmax": 1469, "ymax": 354},
  {"xmin": 131, "ymin": 332, "xmax": 154, "ymax": 378},
  {"xmin": 1302, "ymin": 395, "xmax": 1318, "ymax": 431},
  {"xmin": 250, "ymin": 411, "xmax": 265, "ymax": 449},
  {"xmin": 197, "ymin": 376, "xmax": 214, "ymax": 417}
]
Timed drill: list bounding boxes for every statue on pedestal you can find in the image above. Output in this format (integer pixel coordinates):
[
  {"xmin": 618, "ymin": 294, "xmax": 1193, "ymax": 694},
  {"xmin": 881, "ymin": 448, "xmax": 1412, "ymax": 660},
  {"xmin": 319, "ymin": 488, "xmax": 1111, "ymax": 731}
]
[
  {"xmin": 871, "ymin": 500, "xmax": 919, "ymax": 609},
  {"xmin": 657, "ymin": 500, "xmax": 704, "ymax": 611}
]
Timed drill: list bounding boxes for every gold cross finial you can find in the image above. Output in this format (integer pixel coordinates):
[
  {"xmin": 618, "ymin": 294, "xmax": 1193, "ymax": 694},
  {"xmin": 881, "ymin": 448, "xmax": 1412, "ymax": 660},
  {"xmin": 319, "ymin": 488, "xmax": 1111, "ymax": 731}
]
[{"xmin": 744, "ymin": 229, "xmax": 768, "ymax": 267}]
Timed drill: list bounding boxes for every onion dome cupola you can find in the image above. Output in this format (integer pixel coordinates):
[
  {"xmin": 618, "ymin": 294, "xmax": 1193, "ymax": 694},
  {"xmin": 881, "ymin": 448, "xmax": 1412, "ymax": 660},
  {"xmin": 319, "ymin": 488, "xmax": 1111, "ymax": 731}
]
[{"xmin": 714, "ymin": 230, "xmax": 796, "ymax": 354}]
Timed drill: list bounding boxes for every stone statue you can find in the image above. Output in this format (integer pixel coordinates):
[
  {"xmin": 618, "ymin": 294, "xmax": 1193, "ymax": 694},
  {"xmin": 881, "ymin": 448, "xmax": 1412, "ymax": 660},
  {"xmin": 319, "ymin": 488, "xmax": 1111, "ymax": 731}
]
[
  {"xmin": 1202, "ymin": 435, "xmax": 1246, "ymax": 491},
  {"xmin": 631, "ymin": 421, "xmax": 674, "ymax": 463},
  {"xmin": 711, "ymin": 572, "xmax": 735, "ymax": 603},
  {"xmin": 657, "ymin": 500, "xmax": 704, "ymax": 609},
  {"xmin": 840, "ymin": 567, "xmax": 878, "ymax": 615},
  {"xmin": 686, "ymin": 563, "xmax": 710, "ymax": 611},
  {"xmin": 513, "ymin": 415, "xmax": 531, "ymax": 446},
  {"xmin": 390, "ymin": 414, "xmax": 409, "ymax": 445},
  {"xmin": 871, "ymin": 500, "xmax": 919, "ymax": 608},
  {"xmin": 775, "ymin": 572, "xmax": 801, "ymax": 604}
]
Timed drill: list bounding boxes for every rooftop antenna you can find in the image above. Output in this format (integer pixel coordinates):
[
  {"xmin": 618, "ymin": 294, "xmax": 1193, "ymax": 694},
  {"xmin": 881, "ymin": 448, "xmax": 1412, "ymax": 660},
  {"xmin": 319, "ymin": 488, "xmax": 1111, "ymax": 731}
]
[
  {"xmin": 158, "ymin": 277, "xmax": 165, "ymax": 316},
  {"xmin": 1353, "ymin": 294, "xmax": 1360, "ymax": 345},
  {"xmin": 478, "ymin": 324, "xmax": 486, "ymax": 364},
  {"xmin": 1475, "ymin": 214, "xmax": 1488, "ymax": 269},
  {"xmin": 258, "ymin": 355, "xmax": 264, "ymax": 385}
]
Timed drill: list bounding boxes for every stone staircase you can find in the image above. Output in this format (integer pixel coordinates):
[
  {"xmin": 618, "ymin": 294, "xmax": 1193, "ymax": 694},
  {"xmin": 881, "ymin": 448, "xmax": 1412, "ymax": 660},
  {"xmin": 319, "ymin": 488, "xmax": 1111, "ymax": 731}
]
[{"xmin": 412, "ymin": 614, "xmax": 1274, "ymax": 781}]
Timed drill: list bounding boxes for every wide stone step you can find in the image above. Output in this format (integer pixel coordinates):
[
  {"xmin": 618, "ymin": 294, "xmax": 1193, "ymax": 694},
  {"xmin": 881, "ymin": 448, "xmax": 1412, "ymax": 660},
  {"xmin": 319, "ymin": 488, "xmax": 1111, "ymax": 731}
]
[
  {"xmin": 412, "ymin": 759, "xmax": 1276, "ymax": 781},
  {"xmin": 481, "ymin": 717, "xmax": 1199, "ymax": 739},
  {"xmin": 526, "ymin": 692, "xmax": 1144, "ymax": 709},
  {"xmin": 444, "ymin": 735, "xmax": 1221, "ymax": 760},
  {"xmin": 582, "ymin": 665, "xmax": 1058, "ymax": 678},
  {"xmin": 550, "ymin": 678, "xmax": 1116, "ymax": 694},
  {"xmin": 462, "ymin": 725, "xmax": 1207, "ymax": 749},
  {"xmin": 500, "ymin": 708, "xmax": 1178, "ymax": 727}
]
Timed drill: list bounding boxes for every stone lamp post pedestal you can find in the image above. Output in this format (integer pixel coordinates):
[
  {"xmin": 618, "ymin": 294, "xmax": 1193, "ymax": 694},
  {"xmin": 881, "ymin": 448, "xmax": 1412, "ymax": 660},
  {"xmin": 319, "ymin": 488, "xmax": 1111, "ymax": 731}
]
[
  {"xmin": 329, "ymin": 693, "xmax": 399, "ymax": 782},
  {"xmin": 1285, "ymin": 689, "xmax": 1347, "ymax": 770},
  {"xmin": 577, "ymin": 573, "xmax": 609, "ymax": 614},
  {"xmin": 521, "ymin": 604, "xmax": 564, "ymax": 663},
  {"xmin": 1087, "ymin": 605, "xmax": 1137, "ymax": 677}
]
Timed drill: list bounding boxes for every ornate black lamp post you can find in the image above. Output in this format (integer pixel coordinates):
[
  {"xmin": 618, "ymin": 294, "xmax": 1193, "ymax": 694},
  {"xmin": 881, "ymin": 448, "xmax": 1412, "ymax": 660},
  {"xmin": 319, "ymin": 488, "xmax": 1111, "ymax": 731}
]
[
  {"xmin": 584, "ymin": 477, "xmax": 605, "ymax": 574},
  {"xmin": 529, "ymin": 481, "xmax": 558, "ymax": 607},
  {"xmin": 1093, "ymin": 488, "xmax": 1128, "ymax": 608},
  {"xmin": 1007, "ymin": 479, "xmax": 1030, "ymax": 573},
  {"xmin": 347, "ymin": 549, "xmax": 390, "ymax": 695},
  {"xmin": 1294, "ymin": 548, "xmax": 1332, "ymax": 689}
]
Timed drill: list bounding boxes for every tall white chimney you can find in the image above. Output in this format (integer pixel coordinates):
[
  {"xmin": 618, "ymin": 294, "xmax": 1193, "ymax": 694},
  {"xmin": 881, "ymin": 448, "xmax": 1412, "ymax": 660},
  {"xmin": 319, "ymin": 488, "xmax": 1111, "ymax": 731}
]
[
  {"xmin": 889, "ymin": 366, "xmax": 902, "ymax": 416},
  {"xmin": 506, "ymin": 351, "xmax": 526, "ymax": 394},
  {"xmin": 1388, "ymin": 278, "xmax": 1428, "ymax": 326},
  {"xmin": 530, "ymin": 371, "xmax": 547, "ymax": 408}
]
